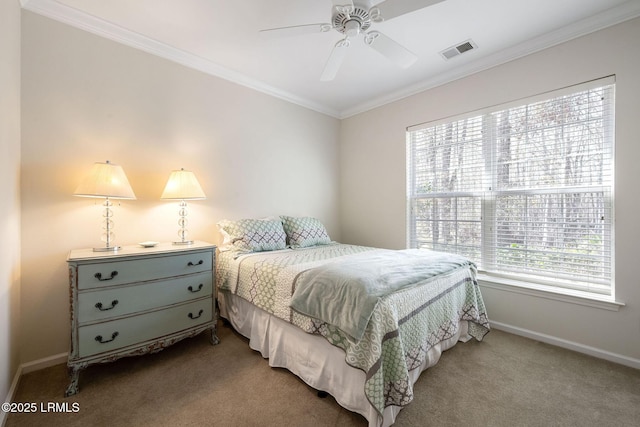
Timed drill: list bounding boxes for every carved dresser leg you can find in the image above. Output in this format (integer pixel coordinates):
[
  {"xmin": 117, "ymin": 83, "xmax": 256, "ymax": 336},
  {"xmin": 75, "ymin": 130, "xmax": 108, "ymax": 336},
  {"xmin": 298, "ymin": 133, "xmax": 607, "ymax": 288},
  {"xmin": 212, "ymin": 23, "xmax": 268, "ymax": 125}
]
[
  {"xmin": 209, "ymin": 327, "xmax": 220, "ymax": 345},
  {"xmin": 65, "ymin": 366, "xmax": 81, "ymax": 397}
]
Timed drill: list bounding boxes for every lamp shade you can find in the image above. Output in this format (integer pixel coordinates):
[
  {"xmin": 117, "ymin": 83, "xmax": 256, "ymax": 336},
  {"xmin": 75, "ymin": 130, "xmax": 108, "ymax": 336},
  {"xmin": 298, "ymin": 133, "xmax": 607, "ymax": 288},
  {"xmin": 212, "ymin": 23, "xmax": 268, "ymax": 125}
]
[
  {"xmin": 74, "ymin": 160, "xmax": 136, "ymax": 199},
  {"xmin": 161, "ymin": 168, "xmax": 206, "ymax": 200}
]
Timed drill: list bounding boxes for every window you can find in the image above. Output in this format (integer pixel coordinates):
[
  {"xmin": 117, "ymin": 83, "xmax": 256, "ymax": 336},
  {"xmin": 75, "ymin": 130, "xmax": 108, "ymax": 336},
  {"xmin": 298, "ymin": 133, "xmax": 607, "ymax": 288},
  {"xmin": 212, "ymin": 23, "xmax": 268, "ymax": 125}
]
[{"xmin": 407, "ymin": 77, "xmax": 614, "ymax": 296}]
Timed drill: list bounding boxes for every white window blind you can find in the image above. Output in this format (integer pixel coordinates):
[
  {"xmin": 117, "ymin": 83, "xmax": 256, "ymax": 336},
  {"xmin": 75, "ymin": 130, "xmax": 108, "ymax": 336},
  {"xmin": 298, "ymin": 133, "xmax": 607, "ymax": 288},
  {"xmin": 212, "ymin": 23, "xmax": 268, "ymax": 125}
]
[{"xmin": 407, "ymin": 77, "xmax": 614, "ymax": 295}]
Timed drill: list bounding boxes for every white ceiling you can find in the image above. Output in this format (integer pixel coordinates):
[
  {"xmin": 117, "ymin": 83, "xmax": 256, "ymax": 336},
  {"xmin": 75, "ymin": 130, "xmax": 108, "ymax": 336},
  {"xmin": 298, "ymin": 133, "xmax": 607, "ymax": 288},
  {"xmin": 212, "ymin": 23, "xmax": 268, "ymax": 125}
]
[{"xmin": 21, "ymin": 0, "xmax": 640, "ymax": 118}]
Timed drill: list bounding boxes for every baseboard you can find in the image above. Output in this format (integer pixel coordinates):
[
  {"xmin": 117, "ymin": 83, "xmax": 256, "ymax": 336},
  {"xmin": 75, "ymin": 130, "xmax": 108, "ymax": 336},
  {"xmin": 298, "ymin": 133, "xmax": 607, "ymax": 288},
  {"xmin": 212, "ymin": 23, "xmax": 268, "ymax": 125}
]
[
  {"xmin": 1, "ymin": 365, "xmax": 22, "ymax": 427},
  {"xmin": 490, "ymin": 320, "xmax": 640, "ymax": 370},
  {"xmin": 1, "ymin": 352, "xmax": 68, "ymax": 426},
  {"xmin": 2, "ymin": 325, "xmax": 637, "ymax": 427},
  {"xmin": 20, "ymin": 352, "xmax": 67, "ymax": 375}
]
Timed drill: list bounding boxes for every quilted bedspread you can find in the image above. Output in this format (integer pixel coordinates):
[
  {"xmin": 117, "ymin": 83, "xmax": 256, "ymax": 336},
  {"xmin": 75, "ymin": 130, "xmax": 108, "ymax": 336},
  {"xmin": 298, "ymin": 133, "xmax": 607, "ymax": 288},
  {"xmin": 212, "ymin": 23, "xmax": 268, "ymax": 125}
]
[{"xmin": 217, "ymin": 243, "xmax": 490, "ymax": 415}]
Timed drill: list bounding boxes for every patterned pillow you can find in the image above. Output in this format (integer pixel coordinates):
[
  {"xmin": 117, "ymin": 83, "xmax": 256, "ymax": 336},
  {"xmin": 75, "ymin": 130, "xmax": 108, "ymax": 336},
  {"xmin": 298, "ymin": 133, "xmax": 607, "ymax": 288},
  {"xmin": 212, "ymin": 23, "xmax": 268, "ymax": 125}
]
[
  {"xmin": 281, "ymin": 216, "xmax": 331, "ymax": 248},
  {"xmin": 217, "ymin": 218, "xmax": 287, "ymax": 253}
]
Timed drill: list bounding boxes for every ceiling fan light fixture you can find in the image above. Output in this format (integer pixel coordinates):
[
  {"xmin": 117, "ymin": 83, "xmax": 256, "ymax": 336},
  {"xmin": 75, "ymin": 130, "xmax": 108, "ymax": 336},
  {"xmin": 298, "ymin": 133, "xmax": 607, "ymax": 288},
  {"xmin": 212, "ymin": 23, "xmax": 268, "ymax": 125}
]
[{"xmin": 344, "ymin": 20, "xmax": 361, "ymax": 37}]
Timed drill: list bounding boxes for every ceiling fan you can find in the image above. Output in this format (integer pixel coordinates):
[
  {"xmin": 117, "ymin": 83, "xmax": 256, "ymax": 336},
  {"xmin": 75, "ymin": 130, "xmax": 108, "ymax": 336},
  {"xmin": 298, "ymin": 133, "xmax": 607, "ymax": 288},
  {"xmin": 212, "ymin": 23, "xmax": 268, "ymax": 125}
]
[{"xmin": 260, "ymin": 0, "xmax": 445, "ymax": 81}]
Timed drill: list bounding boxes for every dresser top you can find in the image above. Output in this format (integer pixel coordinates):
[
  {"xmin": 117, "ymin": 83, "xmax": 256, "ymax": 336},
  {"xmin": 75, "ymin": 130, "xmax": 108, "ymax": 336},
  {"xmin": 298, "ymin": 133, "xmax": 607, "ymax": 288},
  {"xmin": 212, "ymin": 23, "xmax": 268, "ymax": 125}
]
[{"xmin": 68, "ymin": 241, "xmax": 216, "ymax": 262}]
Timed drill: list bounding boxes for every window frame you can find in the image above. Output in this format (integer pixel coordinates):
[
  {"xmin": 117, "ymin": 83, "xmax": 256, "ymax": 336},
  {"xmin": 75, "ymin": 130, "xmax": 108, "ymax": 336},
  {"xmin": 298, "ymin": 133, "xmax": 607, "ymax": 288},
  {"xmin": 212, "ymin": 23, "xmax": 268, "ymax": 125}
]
[{"xmin": 406, "ymin": 76, "xmax": 617, "ymax": 303}]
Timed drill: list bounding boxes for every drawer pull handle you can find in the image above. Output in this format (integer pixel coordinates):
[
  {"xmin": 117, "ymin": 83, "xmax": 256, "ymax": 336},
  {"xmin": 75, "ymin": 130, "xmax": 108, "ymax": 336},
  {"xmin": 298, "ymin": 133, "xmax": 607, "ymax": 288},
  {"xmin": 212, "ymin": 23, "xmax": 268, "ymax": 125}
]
[
  {"xmin": 94, "ymin": 271, "xmax": 118, "ymax": 281},
  {"xmin": 188, "ymin": 309, "xmax": 204, "ymax": 320},
  {"xmin": 187, "ymin": 260, "xmax": 204, "ymax": 267},
  {"xmin": 188, "ymin": 284, "xmax": 204, "ymax": 293},
  {"xmin": 95, "ymin": 332, "xmax": 119, "ymax": 344},
  {"xmin": 95, "ymin": 300, "xmax": 119, "ymax": 311}
]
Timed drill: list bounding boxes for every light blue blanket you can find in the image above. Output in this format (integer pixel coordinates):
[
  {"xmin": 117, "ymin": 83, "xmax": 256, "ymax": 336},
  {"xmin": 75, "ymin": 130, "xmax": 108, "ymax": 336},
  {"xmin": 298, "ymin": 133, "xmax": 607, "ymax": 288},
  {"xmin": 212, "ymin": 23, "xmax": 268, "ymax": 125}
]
[{"xmin": 290, "ymin": 249, "xmax": 473, "ymax": 341}]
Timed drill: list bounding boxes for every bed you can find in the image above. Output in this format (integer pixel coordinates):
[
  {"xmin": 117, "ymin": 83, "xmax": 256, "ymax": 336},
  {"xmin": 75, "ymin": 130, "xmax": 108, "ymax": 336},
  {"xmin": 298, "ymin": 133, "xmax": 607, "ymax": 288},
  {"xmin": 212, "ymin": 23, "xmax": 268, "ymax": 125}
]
[{"xmin": 215, "ymin": 216, "xmax": 490, "ymax": 426}]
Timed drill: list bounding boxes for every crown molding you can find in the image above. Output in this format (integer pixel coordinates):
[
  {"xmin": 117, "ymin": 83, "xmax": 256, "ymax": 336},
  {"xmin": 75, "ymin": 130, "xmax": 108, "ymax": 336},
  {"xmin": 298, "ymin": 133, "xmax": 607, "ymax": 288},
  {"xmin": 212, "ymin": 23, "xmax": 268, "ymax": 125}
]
[
  {"xmin": 21, "ymin": 0, "xmax": 342, "ymax": 118},
  {"xmin": 339, "ymin": 0, "xmax": 640, "ymax": 118},
  {"xmin": 21, "ymin": 0, "xmax": 640, "ymax": 120}
]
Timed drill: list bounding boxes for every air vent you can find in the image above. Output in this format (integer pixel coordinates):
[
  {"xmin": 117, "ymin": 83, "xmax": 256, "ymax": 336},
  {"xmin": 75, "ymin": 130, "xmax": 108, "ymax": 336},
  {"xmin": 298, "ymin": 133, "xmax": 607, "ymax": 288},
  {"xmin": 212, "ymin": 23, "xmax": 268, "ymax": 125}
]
[{"xmin": 440, "ymin": 39, "xmax": 477, "ymax": 60}]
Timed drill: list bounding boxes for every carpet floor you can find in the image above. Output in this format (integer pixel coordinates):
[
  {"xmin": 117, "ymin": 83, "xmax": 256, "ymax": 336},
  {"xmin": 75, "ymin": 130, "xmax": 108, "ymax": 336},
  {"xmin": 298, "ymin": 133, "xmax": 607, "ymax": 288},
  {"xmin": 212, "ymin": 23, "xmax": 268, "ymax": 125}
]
[{"xmin": 5, "ymin": 321, "xmax": 640, "ymax": 426}]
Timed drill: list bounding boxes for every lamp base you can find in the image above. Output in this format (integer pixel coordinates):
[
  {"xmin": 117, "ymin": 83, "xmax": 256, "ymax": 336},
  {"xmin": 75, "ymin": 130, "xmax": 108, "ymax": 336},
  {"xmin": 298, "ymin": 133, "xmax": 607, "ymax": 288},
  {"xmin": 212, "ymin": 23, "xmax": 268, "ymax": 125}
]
[
  {"xmin": 93, "ymin": 246, "xmax": 121, "ymax": 252},
  {"xmin": 172, "ymin": 240, "xmax": 194, "ymax": 246}
]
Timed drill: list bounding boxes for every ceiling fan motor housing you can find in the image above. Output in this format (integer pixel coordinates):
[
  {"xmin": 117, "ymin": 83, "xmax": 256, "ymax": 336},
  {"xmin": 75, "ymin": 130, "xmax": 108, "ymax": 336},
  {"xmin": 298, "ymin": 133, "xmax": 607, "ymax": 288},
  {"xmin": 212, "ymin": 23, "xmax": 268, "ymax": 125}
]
[{"xmin": 333, "ymin": 7, "xmax": 372, "ymax": 36}]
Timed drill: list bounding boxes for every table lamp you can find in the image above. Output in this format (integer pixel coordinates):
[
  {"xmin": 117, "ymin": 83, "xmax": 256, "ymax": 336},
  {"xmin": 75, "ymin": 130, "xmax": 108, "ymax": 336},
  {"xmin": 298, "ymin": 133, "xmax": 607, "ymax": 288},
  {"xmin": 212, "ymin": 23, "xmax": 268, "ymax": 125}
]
[
  {"xmin": 161, "ymin": 168, "xmax": 206, "ymax": 245},
  {"xmin": 74, "ymin": 160, "xmax": 136, "ymax": 251}
]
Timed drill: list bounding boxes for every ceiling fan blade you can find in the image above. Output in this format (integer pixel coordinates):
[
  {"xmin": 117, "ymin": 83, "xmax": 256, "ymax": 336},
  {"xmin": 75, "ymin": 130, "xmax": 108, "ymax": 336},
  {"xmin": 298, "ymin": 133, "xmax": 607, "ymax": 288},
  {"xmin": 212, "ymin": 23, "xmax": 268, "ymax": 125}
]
[
  {"xmin": 320, "ymin": 39, "xmax": 350, "ymax": 81},
  {"xmin": 330, "ymin": 0, "xmax": 354, "ymax": 9},
  {"xmin": 370, "ymin": 0, "xmax": 445, "ymax": 22},
  {"xmin": 364, "ymin": 31, "xmax": 417, "ymax": 69},
  {"xmin": 260, "ymin": 23, "xmax": 332, "ymax": 38}
]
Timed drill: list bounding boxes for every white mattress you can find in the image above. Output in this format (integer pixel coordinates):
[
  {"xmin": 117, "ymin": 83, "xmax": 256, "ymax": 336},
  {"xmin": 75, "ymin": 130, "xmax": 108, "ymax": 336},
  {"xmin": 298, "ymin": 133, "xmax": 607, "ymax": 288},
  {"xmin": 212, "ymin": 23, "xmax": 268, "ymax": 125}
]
[{"xmin": 219, "ymin": 291, "xmax": 469, "ymax": 427}]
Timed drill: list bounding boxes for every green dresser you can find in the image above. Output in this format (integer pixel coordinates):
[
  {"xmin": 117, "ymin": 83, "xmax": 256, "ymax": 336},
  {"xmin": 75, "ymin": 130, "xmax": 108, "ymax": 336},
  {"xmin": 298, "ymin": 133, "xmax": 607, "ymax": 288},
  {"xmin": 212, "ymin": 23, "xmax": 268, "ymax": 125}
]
[{"xmin": 65, "ymin": 241, "xmax": 218, "ymax": 396}]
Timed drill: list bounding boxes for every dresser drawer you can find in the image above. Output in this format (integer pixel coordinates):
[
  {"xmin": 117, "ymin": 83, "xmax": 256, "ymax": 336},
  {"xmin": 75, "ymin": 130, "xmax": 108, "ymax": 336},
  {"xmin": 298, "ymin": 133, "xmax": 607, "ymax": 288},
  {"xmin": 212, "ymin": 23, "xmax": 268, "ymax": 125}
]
[
  {"xmin": 77, "ymin": 271, "xmax": 212, "ymax": 324},
  {"xmin": 76, "ymin": 251, "xmax": 212, "ymax": 290},
  {"xmin": 77, "ymin": 298, "xmax": 213, "ymax": 358}
]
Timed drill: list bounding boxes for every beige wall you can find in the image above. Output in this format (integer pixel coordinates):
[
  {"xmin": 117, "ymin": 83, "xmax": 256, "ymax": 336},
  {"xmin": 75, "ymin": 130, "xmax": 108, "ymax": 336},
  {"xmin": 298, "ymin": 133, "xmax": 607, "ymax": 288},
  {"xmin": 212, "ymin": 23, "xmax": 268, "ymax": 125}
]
[
  {"xmin": 17, "ymin": 8, "xmax": 640, "ymax": 368},
  {"xmin": 20, "ymin": 11, "xmax": 341, "ymax": 363},
  {"xmin": 0, "ymin": 0, "xmax": 22, "ymax": 408},
  {"xmin": 340, "ymin": 18, "xmax": 640, "ymax": 363}
]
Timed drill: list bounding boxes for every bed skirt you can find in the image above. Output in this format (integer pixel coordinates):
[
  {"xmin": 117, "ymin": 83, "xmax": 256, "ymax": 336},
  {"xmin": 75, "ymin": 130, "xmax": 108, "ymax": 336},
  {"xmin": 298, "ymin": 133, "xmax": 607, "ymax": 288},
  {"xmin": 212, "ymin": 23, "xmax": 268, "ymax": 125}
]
[{"xmin": 218, "ymin": 291, "xmax": 469, "ymax": 427}]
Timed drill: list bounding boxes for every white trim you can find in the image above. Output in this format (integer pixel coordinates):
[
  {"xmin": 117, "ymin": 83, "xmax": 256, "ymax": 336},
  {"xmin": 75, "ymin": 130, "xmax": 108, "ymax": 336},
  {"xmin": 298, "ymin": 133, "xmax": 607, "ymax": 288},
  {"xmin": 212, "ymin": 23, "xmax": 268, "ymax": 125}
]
[
  {"xmin": 1, "ymin": 366, "xmax": 22, "ymax": 427},
  {"xmin": 20, "ymin": 0, "xmax": 640, "ymax": 119},
  {"xmin": 408, "ymin": 82, "xmax": 616, "ymax": 303},
  {"xmin": 21, "ymin": 352, "xmax": 68, "ymax": 374},
  {"xmin": 20, "ymin": 0, "xmax": 341, "ymax": 119},
  {"xmin": 1, "ymin": 352, "xmax": 68, "ymax": 426},
  {"xmin": 478, "ymin": 277, "xmax": 624, "ymax": 312},
  {"xmin": 407, "ymin": 76, "xmax": 616, "ymax": 132},
  {"xmin": 340, "ymin": 1, "xmax": 640, "ymax": 118},
  {"xmin": 489, "ymin": 320, "xmax": 640, "ymax": 370}
]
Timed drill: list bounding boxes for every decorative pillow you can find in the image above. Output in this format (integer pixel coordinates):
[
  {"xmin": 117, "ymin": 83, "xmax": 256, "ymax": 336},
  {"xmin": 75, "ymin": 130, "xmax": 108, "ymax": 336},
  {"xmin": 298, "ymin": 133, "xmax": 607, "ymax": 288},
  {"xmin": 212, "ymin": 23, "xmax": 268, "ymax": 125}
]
[
  {"xmin": 217, "ymin": 218, "xmax": 287, "ymax": 253},
  {"xmin": 280, "ymin": 216, "xmax": 331, "ymax": 248}
]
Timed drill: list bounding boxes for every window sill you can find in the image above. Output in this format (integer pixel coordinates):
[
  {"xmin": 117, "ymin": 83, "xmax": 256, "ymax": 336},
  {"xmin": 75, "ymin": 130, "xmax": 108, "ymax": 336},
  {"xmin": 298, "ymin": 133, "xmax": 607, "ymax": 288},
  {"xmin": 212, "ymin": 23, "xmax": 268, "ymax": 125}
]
[{"xmin": 476, "ymin": 274, "xmax": 625, "ymax": 312}]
